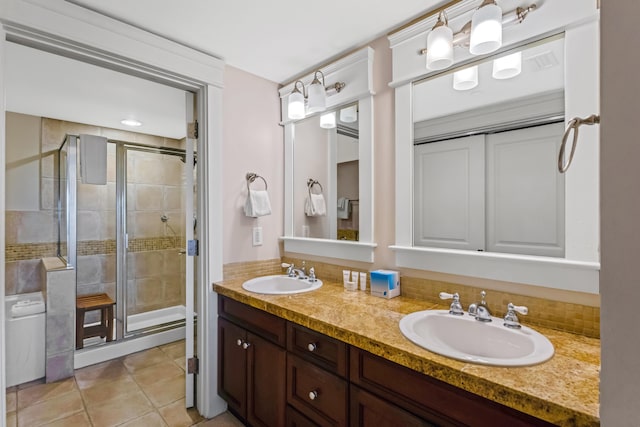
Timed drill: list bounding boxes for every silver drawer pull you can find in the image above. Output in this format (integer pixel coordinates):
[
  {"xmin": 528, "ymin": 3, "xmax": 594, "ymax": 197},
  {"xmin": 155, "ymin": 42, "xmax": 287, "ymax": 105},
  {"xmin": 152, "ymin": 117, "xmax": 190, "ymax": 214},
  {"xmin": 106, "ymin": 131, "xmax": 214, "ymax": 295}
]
[
  {"xmin": 236, "ymin": 339, "xmax": 243, "ymax": 346},
  {"xmin": 242, "ymin": 342, "xmax": 251, "ymax": 350},
  {"xmin": 308, "ymin": 390, "xmax": 318, "ymax": 400},
  {"xmin": 307, "ymin": 343, "xmax": 317, "ymax": 352}
]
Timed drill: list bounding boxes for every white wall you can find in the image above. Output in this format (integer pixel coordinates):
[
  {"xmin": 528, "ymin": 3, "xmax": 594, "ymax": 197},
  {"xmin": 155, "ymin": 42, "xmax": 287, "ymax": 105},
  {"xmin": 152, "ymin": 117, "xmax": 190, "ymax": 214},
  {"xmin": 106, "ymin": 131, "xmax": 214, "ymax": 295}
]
[
  {"xmin": 222, "ymin": 65, "xmax": 283, "ymax": 264},
  {"xmin": 600, "ymin": 1, "xmax": 640, "ymax": 424}
]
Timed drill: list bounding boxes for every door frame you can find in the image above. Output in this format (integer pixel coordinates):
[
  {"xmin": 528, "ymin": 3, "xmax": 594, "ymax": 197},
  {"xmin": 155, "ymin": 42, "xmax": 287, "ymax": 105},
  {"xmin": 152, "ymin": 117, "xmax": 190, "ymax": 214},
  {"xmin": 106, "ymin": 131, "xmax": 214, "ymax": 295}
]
[{"xmin": 0, "ymin": 0, "xmax": 226, "ymax": 419}]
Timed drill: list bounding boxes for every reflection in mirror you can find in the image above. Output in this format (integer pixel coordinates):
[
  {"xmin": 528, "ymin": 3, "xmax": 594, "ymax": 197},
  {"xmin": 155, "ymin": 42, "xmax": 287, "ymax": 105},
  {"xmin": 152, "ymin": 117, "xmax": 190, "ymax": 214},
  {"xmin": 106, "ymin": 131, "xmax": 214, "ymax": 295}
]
[
  {"xmin": 293, "ymin": 102, "xmax": 359, "ymax": 241},
  {"xmin": 412, "ymin": 35, "xmax": 565, "ymax": 258}
]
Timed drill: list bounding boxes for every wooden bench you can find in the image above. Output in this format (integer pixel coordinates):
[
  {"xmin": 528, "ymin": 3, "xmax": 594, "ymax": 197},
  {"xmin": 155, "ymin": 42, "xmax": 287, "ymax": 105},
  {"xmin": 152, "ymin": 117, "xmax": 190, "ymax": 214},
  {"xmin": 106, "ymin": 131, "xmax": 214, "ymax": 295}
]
[{"xmin": 76, "ymin": 293, "xmax": 115, "ymax": 350}]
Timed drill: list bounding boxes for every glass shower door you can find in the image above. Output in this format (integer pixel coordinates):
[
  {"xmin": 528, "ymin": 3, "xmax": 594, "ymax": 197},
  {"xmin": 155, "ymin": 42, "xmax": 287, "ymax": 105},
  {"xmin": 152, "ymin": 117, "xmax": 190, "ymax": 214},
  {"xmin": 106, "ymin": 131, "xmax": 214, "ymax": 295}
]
[{"xmin": 122, "ymin": 145, "xmax": 188, "ymax": 335}]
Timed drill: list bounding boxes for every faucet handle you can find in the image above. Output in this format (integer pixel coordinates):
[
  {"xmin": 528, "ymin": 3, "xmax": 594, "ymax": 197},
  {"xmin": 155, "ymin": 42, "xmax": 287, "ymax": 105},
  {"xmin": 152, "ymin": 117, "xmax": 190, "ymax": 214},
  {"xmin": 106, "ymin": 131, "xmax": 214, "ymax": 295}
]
[
  {"xmin": 503, "ymin": 303, "xmax": 528, "ymax": 329},
  {"xmin": 308, "ymin": 267, "xmax": 317, "ymax": 282},
  {"xmin": 439, "ymin": 292, "xmax": 464, "ymax": 316},
  {"xmin": 282, "ymin": 262, "xmax": 295, "ymax": 277}
]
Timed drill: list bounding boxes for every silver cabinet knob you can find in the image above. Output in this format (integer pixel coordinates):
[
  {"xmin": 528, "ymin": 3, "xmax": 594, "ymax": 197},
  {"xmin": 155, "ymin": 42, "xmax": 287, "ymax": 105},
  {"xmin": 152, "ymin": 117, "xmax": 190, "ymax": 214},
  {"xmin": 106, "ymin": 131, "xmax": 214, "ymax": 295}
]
[
  {"xmin": 236, "ymin": 339, "xmax": 243, "ymax": 346},
  {"xmin": 242, "ymin": 342, "xmax": 251, "ymax": 350},
  {"xmin": 308, "ymin": 390, "xmax": 318, "ymax": 400},
  {"xmin": 307, "ymin": 343, "xmax": 317, "ymax": 352}
]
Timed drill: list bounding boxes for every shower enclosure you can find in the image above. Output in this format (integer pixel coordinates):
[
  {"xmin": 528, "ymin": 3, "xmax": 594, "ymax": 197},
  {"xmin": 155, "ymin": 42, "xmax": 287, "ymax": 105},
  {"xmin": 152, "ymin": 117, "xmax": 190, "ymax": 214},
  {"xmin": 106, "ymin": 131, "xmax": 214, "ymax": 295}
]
[{"xmin": 57, "ymin": 134, "xmax": 196, "ymax": 346}]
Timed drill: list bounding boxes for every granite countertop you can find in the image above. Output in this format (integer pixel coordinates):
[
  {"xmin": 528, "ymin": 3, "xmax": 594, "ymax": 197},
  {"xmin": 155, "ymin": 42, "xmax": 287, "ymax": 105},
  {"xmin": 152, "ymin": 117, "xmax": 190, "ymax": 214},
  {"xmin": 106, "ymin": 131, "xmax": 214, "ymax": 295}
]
[{"xmin": 213, "ymin": 276, "xmax": 600, "ymax": 426}]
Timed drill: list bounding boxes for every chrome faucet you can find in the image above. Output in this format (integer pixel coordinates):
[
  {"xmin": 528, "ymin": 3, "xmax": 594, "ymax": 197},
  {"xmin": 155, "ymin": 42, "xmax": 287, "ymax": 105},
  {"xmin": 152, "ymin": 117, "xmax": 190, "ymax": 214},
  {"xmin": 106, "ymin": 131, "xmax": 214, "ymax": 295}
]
[
  {"xmin": 282, "ymin": 261, "xmax": 307, "ymax": 279},
  {"xmin": 468, "ymin": 290, "xmax": 492, "ymax": 322},
  {"xmin": 503, "ymin": 303, "xmax": 528, "ymax": 329},
  {"xmin": 308, "ymin": 267, "xmax": 317, "ymax": 282},
  {"xmin": 439, "ymin": 292, "xmax": 464, "ymax": 316}
]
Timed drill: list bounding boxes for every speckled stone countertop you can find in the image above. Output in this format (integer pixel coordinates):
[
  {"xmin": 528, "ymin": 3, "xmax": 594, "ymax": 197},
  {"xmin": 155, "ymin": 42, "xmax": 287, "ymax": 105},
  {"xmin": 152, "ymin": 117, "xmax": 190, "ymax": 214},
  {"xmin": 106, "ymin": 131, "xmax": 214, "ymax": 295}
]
[{"xmin": 213, "ymin": 277, "xmax": 600, "ymax": 426}]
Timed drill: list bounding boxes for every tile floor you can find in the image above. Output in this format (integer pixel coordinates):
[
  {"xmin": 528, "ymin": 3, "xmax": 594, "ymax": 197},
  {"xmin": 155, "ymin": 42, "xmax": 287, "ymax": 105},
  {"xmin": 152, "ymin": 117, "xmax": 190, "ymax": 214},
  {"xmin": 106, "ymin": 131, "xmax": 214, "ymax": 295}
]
[{"xmin": 6, "ymin": 340, "xmax": 244, "ymax": 427}]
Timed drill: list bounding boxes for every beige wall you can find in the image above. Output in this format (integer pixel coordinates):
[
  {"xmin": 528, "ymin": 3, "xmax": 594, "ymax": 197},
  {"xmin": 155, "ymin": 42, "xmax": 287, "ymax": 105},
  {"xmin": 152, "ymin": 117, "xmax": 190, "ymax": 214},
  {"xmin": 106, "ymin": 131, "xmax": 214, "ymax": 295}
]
[
  {"xmin": 222, "ymin": 65, "xmax": 284, "ymax": 264},
  {"xmin": 600, "ymin": 1, "xmax": 639, "ymax": 424}
]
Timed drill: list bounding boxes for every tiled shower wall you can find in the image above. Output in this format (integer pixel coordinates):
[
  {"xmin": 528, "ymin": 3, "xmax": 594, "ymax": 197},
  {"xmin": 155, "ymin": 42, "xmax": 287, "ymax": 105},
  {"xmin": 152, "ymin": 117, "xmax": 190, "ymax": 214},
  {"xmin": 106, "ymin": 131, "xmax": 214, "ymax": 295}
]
[{"xmin": 5, "ymin": 112, "xmax": 187, "ymax": 317}]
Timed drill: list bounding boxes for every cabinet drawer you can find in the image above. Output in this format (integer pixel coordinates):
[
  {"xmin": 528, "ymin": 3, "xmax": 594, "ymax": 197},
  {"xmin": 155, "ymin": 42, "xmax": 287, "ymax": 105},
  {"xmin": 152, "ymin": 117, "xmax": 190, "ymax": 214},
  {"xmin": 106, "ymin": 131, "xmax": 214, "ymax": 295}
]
[
  {"xmin": 350, "ymin": 348, "xmax": 554, "ymax": 427},
  {"xmin": 287, "ymin": 322, "xmax": 348, "ymax": 377},
  {"xmin": 218, "ymin": 295, "xmax": 286, "ymax": 346},
  {"xmin": 288, "ymin": 354, "xmax": 348, "ymax": 426},
  {"xmin": 286, "ymin": 405, "xmax": 321, "ymax": 427},
  {"xmin": 350, "ymin": 385, "xmax": 435, "ymax": 427}
]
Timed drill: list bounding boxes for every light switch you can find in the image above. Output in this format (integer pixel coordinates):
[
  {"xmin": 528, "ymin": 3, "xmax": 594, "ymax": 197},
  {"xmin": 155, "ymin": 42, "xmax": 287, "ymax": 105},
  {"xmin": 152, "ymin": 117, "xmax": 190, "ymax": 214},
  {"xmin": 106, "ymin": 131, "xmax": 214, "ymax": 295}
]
[{"xmin": 252, "ymin": 227, "xmax": 263, "ymax": 246}]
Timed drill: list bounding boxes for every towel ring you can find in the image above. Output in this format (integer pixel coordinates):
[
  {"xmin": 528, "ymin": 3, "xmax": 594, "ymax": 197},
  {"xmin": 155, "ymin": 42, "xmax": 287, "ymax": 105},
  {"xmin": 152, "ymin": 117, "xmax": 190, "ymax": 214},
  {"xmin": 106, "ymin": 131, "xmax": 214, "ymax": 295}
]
[
  {"xmin": 246, "ymin": 172, "xmax": 267, "ymax": 192},
  {"xmin": 558, "ymin": 114, "xmax": 600, "ymax": 173},
  {"xmin": 307, "ymin": 179, "xmax": 323, "ymax": 194}
]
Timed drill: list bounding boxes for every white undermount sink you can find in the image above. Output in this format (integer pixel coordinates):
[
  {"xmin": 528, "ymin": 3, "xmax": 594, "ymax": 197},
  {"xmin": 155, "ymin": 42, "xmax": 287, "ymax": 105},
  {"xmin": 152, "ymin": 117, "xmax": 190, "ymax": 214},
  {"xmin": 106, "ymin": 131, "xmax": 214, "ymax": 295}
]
[
  {"xmin": 242, "ymin": 275, "xmax": 323, "ymax": 295},
  {"xmin": 399, "ymin": 310, "xmax": 554, "ymax": 367}
]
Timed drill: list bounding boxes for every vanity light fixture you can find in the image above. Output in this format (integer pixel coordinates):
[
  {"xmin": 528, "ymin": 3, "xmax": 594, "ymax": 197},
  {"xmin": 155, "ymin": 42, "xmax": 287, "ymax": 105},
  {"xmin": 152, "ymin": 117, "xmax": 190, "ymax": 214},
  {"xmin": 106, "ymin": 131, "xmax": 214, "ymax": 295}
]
[
  {"xmin": 288, "ymin": 81, "xmax": 306, "ymax": 120},
  {"xmin": 120, "ymin": 118, "xmax": 142, "ymax": 127},
  {"xmin": 453, "ymin": 65, "xmax": 478, "ymax": 91},
  {"xmin": 426, "ymin": 11, "xmax": 454, "ymax": 70},
  {"xmin": 319, "ymin": 111, "xmax": 337, "ymax": 129},
  {"xmin": 339, "ymin": 105, "xmax": 358, "ymax": 123},
  {"xmin": 287, "ymin": 70, "xmax": 346, "ymax": 120},
  {"xmin": 492, "ymin": 51, "xmax": 522, "ymax": 79},
  {"xmin": 419, "ymin": 3, "xmax": 536, "ymax": 70},
  {"xmin": 469, "ymin": 0, "xmax": 503, "ymax": 55}
]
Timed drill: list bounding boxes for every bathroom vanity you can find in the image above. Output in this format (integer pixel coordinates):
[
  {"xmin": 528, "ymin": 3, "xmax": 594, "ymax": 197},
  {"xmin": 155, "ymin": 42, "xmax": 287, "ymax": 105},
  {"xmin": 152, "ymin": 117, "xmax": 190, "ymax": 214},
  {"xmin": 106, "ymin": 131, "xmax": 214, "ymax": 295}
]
[{"xmin": 214, "ymin": 277, "xmax": 600, "ymax": 426}]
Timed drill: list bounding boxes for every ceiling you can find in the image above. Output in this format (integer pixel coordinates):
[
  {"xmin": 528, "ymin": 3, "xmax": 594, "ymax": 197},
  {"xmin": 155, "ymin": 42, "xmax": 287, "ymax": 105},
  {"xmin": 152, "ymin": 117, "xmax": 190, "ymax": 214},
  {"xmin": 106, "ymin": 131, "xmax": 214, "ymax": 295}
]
[{"xmin": 66, "ymin": 0, "xmax": 435, "ymax": 83}]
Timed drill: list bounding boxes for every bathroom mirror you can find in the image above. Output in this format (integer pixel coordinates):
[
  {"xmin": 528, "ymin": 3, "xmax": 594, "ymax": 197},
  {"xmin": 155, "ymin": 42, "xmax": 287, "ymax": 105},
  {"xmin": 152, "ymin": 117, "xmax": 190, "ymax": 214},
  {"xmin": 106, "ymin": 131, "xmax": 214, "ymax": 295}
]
[
  {"xmin": 280, "ymin": 47, "xmax": 376, "ymax": 262},
  {"xmin": 292, "ymin": 102, "xmax": 360, "ymax": 241},
  {"xmin": 390, "ymin": 6, "xmax": 600, "ymax": 293},
  {"xmin": 413, "ymin": 36, "xmax": 565, "ymax": 257}
]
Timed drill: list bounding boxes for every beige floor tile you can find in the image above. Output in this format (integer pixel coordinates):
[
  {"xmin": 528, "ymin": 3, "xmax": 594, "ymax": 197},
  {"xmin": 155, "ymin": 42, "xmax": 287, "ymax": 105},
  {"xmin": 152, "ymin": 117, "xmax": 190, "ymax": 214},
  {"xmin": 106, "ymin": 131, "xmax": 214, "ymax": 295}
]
[
  {"xmin": 133, "ymin": 360, "xmax": 184, "ymax": 387},
  {"xmin": 197, "ymin": 411, "xmax": 245, "ymax": 426},
  {"xmin": 74, "ymin": 358, "xmax": 129, "ymax": 389},
  {"xmin": 140, "ymin": 373, "xmax": 185, "ymax": 408},
  {"xmin": 6, "ymin": 411, "xmax": 17, "ymax": 427},
  {"xmin": 45, "ymin": 411, "xmax": 92, "ymax": 427},
  {"xmin": 17, "ymin": 390, "xmax": 84, "ymax": 426},
  {"xmin": 86, "ymin": 389, "xmax": 154, "ymax": 427},
  {"xmin": 124, "ymin": 347, "xmax": 171, "ymax": 373},
  {"xmin": 17, "ymin": 377, "xmax": 77, "ymax": 409},
  {"xmin": 160, "ymin": 340, "xmax": 186, "ymax": 360},
  {"xmin": 6, "ymin": 389, "xmax": 16, "ymax": 412},
  {"xmin": 158, "ymin": 399, "xmax": 203, "ymax": 427},
  {"xmin": 174, "ymin": 356, "xmax": 187, "ymax": 371},
  {"xmin": 119, "ymin": 411, "xmax": 169, "ymax": 426},
  {"xmin": 81, "ymin": 375, "xmax": 142, "ymax": 407}
]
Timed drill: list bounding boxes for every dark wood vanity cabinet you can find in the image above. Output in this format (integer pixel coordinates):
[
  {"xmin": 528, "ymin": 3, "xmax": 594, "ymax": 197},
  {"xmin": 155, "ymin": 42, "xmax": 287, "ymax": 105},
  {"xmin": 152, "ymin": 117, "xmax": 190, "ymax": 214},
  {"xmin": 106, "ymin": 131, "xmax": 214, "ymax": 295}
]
[
  {"xmin": 218, "ymin": 297, "xmax": 287, "ymax": 427},
  {"xmin": 218, "ymin": 296, "xmax": 555, "ymax": 427}
]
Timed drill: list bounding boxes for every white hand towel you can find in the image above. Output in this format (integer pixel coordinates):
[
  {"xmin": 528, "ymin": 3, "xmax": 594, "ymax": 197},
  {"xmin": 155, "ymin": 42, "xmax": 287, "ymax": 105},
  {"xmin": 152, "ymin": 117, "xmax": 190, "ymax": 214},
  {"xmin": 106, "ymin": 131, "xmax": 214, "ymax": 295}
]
[
  {"xmin": 305, "ymin": 193, "xmax": 326, "ymax": 217},
  {"xmin": 244, "ymin": 189, "xmax": 272, "ymax": 217},
  {"xmin": 80, "ymin": 134, "xmax": 108, "ymax": 185},
  {"xmin": 337, "ymin": 197, "xmax": 351, "ymax": 219}
]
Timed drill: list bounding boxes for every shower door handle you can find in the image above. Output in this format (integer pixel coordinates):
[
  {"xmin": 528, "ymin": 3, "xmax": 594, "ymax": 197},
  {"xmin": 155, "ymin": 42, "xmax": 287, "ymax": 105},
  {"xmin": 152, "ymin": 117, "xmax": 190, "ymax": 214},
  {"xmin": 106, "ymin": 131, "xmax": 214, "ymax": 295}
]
[{"xmin": 125, "ymin": 233, "xmax": 129, "ymax": 250}]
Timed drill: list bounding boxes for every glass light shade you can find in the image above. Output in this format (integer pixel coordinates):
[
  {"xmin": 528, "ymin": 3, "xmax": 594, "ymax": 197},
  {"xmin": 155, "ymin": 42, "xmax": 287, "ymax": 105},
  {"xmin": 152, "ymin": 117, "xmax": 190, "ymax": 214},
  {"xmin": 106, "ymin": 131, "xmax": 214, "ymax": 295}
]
[
  {"xmin": 319, "ymin": 112, "xmax": 336, "ymax": 129},
  {"xmin": 453, "ymin": 66, "xmax": 478, "ymax": 91},
  {"xmin": 492, "ymin": 51, "xmax": 522, "ymax": 79},
  {"xmin": 426, "ymin": 25, "xmax": 454, "ymax": 70},
  {"xmin": 307, "ymin": 81, "xmax": 327, "ymax": 113},
  {"xmin": 288, "ymin": 90, "xmax": 305, "ymax": 120},
  {"xmin": 469, "ymin": 3, "xmax": 502, "ymax": 55},
  {"xmin": 339, "ymin": 105, "xmax": 358, "ymax": 123}
]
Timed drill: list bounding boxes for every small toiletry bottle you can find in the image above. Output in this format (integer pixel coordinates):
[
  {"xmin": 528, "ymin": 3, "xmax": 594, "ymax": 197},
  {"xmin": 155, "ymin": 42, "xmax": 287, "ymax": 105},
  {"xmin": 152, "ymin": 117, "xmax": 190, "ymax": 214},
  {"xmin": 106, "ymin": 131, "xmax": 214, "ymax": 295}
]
[
  {"xmin": 352, "ymin": 271, "xmax": 359, "ymax": 288},
  {"xmin": 359, "ymin": 272, "xmax": 367, "ymax": 291},
  {"xmin": 343, "ymin": 270, "xmax": 351, "ymax": 288}
]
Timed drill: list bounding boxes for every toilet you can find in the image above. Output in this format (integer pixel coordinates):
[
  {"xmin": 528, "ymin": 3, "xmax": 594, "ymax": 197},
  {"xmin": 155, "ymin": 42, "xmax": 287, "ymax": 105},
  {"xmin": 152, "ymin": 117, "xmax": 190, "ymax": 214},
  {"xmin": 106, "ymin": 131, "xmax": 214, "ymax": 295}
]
[{"xmin": 5, "ymin": 292, "xmax": 46, "ymax": 387}]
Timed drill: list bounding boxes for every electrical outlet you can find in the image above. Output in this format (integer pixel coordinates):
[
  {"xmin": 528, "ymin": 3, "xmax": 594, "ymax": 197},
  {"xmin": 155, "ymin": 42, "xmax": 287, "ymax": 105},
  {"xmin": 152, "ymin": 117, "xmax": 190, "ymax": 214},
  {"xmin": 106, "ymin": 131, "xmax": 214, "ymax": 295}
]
[
  {"xmin": 252, "ymin": 226, "xmax": 263, "ymax": 246},
  {"xmin": 302, "ymin": 225, "xmax": 310, "ymax": 237}
]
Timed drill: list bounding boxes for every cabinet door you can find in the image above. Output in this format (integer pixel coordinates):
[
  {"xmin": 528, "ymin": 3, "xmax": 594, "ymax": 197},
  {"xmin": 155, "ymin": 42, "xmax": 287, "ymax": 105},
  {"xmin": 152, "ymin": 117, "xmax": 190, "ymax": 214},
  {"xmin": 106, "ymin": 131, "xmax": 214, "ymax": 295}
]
[
  {"xmin": 350, "ymin": 385, "xmax": 435, "ymax": 427},
  {"xmin": 413, "ymin": 135, "xmax": 485, "ymax": 250},
  {"xmin": 247, "ymin": 332, "xmax": 287, "ymax": 427},
  {"xmin": 218, "ymin": 317, "xmax": 247, "ymax": 419},
  {"xmin": 486, "ymin": 122, "xmax": 565, "ymax": 257}
]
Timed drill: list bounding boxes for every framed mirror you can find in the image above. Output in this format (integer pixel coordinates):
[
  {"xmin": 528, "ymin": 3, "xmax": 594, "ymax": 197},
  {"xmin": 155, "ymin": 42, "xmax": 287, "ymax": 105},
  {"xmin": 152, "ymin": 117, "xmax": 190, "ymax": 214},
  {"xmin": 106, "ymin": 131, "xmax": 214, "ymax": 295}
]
[
  {"xmin": 389, "ymin": 0, "xmax": 600, "ymax": 293},
  {"xmin": 280, "ymin": 47, "xmax": 376, "ymax": 262}
]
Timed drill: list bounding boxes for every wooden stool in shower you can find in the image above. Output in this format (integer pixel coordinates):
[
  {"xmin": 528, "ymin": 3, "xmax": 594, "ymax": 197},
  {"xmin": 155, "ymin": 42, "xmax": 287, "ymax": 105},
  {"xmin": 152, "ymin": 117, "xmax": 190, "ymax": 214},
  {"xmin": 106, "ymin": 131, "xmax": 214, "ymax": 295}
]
[{"xmin": 76, "ymin": 293, "xmax": 115, "ymax": 350}]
